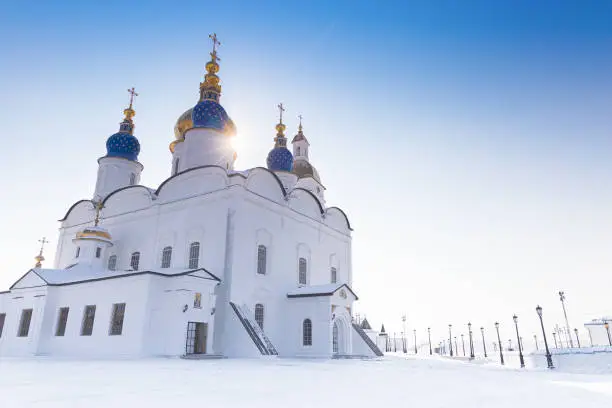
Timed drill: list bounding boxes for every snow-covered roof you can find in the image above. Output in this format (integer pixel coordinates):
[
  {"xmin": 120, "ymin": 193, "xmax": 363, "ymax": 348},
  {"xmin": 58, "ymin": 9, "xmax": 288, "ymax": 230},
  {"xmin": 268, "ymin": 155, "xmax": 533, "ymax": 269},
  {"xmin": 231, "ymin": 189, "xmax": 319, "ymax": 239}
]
[
  {"xmin": 9, "ymin": 266, "xmax": 220, "ymax": 290},
  {"xmin": 286, "ymin": 283, "xmax": 358, "ymax": 300}
]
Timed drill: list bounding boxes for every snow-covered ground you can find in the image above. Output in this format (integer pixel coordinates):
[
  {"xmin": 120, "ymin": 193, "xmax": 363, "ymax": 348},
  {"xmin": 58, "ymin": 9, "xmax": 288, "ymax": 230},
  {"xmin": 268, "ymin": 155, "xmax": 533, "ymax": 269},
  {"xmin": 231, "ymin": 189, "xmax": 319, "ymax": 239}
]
[{"xmin": 1, "ymin": 355, "xmax": 612, "ymax": 407}]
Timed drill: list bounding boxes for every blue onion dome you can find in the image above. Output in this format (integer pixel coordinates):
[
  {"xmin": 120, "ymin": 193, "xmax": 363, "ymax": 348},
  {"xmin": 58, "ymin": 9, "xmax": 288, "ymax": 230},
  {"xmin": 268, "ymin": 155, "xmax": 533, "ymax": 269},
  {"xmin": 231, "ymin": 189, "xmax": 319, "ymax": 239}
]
[
  {"xmin": 190, "ymin": 44, "xmax": 237, "ymax": 137},
  {"xmin": 106, "ymin": 104, "xmax": 140, "ymax": 161},
  {"xmin": 266, "ymin": 121, "xmax": 294, "ymax": 172},
  {"xmin": 192, "ymin": 99, "xmax": 236, "ymax": 135}
]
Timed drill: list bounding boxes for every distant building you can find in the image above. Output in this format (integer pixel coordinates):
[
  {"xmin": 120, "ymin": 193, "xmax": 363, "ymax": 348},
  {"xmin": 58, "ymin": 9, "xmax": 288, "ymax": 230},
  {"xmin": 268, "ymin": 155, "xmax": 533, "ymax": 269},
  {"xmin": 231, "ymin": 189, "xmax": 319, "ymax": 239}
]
[{"xmin": 584, "ymin": 317, "xmax": 612, "ymax": 346}]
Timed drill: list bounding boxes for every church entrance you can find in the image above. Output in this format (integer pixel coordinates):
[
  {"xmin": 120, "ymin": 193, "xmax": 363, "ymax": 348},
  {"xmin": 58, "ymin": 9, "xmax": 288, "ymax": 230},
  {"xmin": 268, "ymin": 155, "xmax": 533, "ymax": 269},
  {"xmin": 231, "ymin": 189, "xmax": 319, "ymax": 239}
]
[
  {"xmin": 186, "ymin": 322, "xmax": 208, "ymax": 355},
  {"xmin": 333, "ymin": 320, "xmax": 344, "ymax": 355}
]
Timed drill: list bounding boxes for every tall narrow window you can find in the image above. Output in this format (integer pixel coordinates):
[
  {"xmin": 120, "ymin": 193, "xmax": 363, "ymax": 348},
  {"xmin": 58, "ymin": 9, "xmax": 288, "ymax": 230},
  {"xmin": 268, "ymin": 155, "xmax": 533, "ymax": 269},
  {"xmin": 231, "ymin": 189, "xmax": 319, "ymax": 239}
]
[
  {"xmin": 108, "ymin": 255, "xmax": 117, "ymax": 271},
  {"xmin": 331, "ymin": 267, "xmax": 337, "ymax": 284},
  {"xmin": 0, "ymin": 313, "xmax": 6, "ymax": 338},
  {"xmin": 173, "ymin": 158, "xmax": 180, "ymax": 175},
  {"xmin": 81, "ymin": 305, "xmax": 96, "ymax": 336},
  {"xmin": 189, "ymin": 242, "xmax": 200, "ymax": 269},
  {"xmin": 298, "ymin": 257, "xmax": 307, "ymax": 285},
  {"xmin": 130, "ymin": 252, "xmax": 140, "ymax": 271},
  {"xmin": 109, "ymin": 303, "xmax": 126, "ymax": 336},
  {"xmin": 75, "ymin": 246, "xmax": 80, "ymax": 258},
  {"xmin": 257, "ymin": 245, "xmax": 267, "ymax": 275},
  {"xmin": 297, "ymin": 146, "xmax": 301, "ymax": 156},
  {"xmin": 161, "ymin": 246, "xmax": 172, "ymax": 268},
  {"xmin": 129, "ymin": 173, "xmax": 136, "ymax": 185},
  {"xmin": 254, "ymin": 303, "xmax": 264, "ymax": 330},
  {"xmin": 303, "ymin": 318, "xmax": 312, "ymax": 346},
  {"xmin": 55, "ymin": 307, "xmax": 69, "ymax": 336},
  {"xmin": 95, "ymin": 247, "xmax": 102, "ymax": 258},
  {"xmin": 18, "ymin": 309, "xmax": 33, "ymax": 337}
]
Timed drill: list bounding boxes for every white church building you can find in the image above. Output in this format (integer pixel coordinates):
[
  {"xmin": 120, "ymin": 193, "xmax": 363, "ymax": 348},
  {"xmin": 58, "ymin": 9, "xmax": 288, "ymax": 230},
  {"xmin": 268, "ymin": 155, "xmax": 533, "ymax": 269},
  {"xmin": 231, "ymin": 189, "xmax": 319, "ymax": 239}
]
[{"xmin": 0, "ymin": 35, "xmax": 383, "ymax": 359}]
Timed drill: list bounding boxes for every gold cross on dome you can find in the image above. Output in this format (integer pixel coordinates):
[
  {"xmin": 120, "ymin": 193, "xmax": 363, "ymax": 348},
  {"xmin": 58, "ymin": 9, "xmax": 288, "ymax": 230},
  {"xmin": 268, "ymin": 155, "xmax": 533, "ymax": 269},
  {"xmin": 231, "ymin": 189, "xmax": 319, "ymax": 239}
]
[
  {"xmin": 38, "ymin": 236, "xmax": 49, "ymax": 254},
  {"xmin": 94, "ymin": 201, "xmax": 104, "ymax": 226},
  {"xmin": 127, "ymin": 87, "xmax": 138, "ymax": 109},
  {"xmin": 209, "ymin": 33, "xmax": 221, "ymax": 62},
  {"xmin": 278, "ymin": 103, "xmax": 285, "ymax": 124}
]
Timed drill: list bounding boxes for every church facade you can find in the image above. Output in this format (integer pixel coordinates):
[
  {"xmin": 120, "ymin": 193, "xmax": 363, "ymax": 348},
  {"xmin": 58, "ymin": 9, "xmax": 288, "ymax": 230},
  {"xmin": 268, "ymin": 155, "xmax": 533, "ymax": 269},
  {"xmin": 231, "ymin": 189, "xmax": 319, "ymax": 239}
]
[{"xmin": 0, "ymin": 36, "xmax": 382, "ymax": 359}]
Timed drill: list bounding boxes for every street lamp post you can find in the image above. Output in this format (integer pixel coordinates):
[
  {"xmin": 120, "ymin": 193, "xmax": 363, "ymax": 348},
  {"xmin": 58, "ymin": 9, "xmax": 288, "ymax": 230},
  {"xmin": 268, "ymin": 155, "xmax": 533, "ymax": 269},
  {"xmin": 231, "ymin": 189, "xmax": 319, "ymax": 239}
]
[
  {"xmin": 605, "ymin": 322, "xmax": 612, "ymax": 346},
  {"xmin": 574, "ymin": 328, "xmax": 581, "ymax": 348},
  {"xmin": 428, "ymin": 327, "xmax": 432, "ymax": 355},
  {"xmin": 559, "ymin": 291, "xmax": 574, "ymax": 348},
  {"xmin": 495, "ymin": 322, "xmax": 504, "ymax": 365},
  {"xmin": 552, "ymin": 332, "xmax": 558, "ymax": 348},
  {"xmin": 414, "ymin": 329, "xmax": 417, "ymax": 354},
  {"xmin": 402, "ymin": 315, "xmax": 407, "ymax": 354},
  {"xmin": 454, "ymin": 336, "xmax": 458, "ymax": 355},
  {"xmin": 480, "ymin": 327, "xmax": 488, "ymax": 357},
  {"xmin": 448, "ymin": 324, "xmax": 454, "ymax": 357},
  {"xmin": 534, "ymin": 334, "xmax": 538, "ymax": 351},
  {"xmin": 461, "ymin": 334, "xmax": 466, "ymax": 356},
  {"xmin": 536, "ymin": 305, "xmax": 555, "ymax": 369},
  {"xmin": 468, "ymin": 322, "xmax": 475, "ymax": 359},
  {"xmin": 513, "ymin": 315, "xmax": 525, "ymax": 368}
]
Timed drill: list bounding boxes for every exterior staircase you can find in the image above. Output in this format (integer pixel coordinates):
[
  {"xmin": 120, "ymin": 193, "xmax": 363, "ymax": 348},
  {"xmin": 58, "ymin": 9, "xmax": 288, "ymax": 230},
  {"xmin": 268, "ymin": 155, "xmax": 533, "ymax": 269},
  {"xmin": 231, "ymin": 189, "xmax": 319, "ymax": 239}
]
[
  {"xmin": 230, "ymin": 302, "xmax": 278, "ymax": 356},
  {"xmin": 352, "ymin": 323, "xmax": 384, "ymax": 357}
]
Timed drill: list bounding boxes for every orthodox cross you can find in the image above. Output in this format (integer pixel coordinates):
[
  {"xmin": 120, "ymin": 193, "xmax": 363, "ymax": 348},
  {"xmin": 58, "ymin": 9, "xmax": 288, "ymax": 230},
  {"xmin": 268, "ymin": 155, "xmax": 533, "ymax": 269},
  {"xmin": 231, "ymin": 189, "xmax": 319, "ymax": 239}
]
[
  {"xmin": 278, "ymin": 102, "xmax": 285, "ymax": 124},
  {"xmin": 127, "ymin": 87, "xmax": 138, "ymax": 109},
  {"xmin": 38, "ymin": 237, "xmax": 49, "ymax": 256},
  {"xmin": 209, "ymin": 33, "xmax": 221, "ymax": 62},
  {"xmin": 94, "ymin": 201, "xmax": 104, "ymax": 226},
  {"xmin": 298, "ymin": 114, "xmax": 303, "ymax": 129}
]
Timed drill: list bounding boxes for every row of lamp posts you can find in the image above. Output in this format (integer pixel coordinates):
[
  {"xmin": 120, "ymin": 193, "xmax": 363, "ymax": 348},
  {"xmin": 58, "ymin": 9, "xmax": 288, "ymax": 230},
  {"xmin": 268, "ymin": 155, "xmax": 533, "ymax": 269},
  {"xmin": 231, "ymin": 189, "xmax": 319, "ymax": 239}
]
[{"xmin": 430, "ymin": 305, "xmax": 555, "ymax": 369}]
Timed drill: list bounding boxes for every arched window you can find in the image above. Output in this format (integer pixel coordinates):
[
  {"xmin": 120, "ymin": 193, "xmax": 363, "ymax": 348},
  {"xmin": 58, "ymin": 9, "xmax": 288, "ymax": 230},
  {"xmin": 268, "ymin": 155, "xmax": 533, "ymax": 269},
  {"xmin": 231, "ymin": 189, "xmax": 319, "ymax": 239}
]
[
  {"xmin": 189, "ymin": 242, "xmax": 200, "ymax": 269},
  {"xmin": 108, "ymin": 255, "xmax": 117, "ymax": 271},
  {"xmin": 297, "ymin": 146, "xmax": 301, "ymax": 156},
  {"xmin": 130, "ymin": 252, "xmax": 140, "ymax": 271},
  {"xmin": 129, "ymin": 173, "xmax": 136, "ymax": 185},
  {"xmin": 257, "ymin": 245, "xmax": 267, "ymax": 275},
  {"xmin": 298, "ymin": 257, "xmax": 307, "ymax": 285},
  {"xmin": 303, "ymin": 318, "xmax": 312, "ymax": 346},
  {"xmin": 254, "ymin": 303, "xmax": 264, "ymax": 330},
  {"xmin": 161, "ymin": 246, "xmax": 172, "ymax": 268},
  {"xmin": 75, "ymin": 246, "xmax": 80, "ymax": 258},
  {"xmin": 331, "ymin": 267, "xmax": 337, "ymax": 284},
  {"xmin": 95, "ymin": 247, "xmax": 102, "ymax": 258},
  {"xmin": 173, "ymin": 158, "xmax": 180, "ymax": 175}
]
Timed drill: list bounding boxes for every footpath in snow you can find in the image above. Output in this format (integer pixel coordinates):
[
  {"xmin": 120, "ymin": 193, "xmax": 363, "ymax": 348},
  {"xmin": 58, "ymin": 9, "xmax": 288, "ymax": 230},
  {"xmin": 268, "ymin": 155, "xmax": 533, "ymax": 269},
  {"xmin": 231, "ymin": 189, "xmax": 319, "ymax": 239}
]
[{"xmin": 1, "ymin": 354, "xmax": 612, "ymax": 407}]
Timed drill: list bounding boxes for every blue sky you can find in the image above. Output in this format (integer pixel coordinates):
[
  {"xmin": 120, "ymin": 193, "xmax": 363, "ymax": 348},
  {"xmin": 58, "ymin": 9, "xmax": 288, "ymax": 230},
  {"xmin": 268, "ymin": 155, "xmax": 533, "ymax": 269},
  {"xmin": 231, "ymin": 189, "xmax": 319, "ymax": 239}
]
[{"xmin": 1, "ymin": 1, "xmax": 612, "ymax": 348}]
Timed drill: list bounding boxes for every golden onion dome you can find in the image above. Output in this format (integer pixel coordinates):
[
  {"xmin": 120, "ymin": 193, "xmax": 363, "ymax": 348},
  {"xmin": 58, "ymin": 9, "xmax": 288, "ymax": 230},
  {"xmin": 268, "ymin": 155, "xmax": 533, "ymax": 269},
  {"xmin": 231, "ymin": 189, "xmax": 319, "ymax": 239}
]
[
  {"xmin": 174, "ymin": 108, "xmax": 194, "ymax": 140},
  {"xmin": 74, "ymin": 226, "xmax": 112, "ymax": 243}
]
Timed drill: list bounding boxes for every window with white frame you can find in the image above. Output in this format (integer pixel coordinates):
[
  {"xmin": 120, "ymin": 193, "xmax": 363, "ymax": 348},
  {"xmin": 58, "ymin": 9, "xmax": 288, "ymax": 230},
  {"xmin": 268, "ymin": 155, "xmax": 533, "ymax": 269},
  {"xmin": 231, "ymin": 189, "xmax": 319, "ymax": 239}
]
[
  {"xmin": 189, "ymin": 242, "xmax": 200, "ymax": 269},
  {"xmin": 254, "ymin": 303, "xmax": 264, "ymax": 330},
  {"xmin": 331, "ymin": 267, "xmax": 337, "ymax": 284},
  {"xmin": 55, "ymin": 307, "xmax": 69, "ymax": 336},
  {"xmin": 81, "ymin": 305, "xmax": 96, "ymax": 336},
  {"xmin": 129, "ymin": 173, "xmax": 136, "ymax": 185},
  {"xmin": 109, "ymin": 303, "xmax": 126, "ymax": 336},
  {"xmin": 17, "ymin": 309, "xmax": 33, "ymax": 337},
  {"xmin": 257, "ymin": 245, "xmax": 267, "ymax": 275},
  {"xmin": 161, "ymin": 246, "xmax": 172, "ymax": 268},
  {"xmin": 303, "ymin": 318, "xmax": 312, "ymax": 346},
  {"xmin": 173, "ymin": 158, "xmax": 180, "ymax": 175},
  {"xmin": 108, "ymin": 255, "xmax": 117, "ymax": 271},
  {"xmin": 0, "ymin": 313, "xmax": 5, "ymax": 338},
  {"xmin": 75, "ymin": 246, "xmax": 80, "ymax": 258},
  {"xmin": 130, "ymin": 252, "xmax": 140, "ymax": 270},
  {"xmin": 298, "ymin": 257, "xmax": 307, "ymax": 284},
  {"xmin": 95, "ymin": 247, "xmax": 102, "ymax": 258}
]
